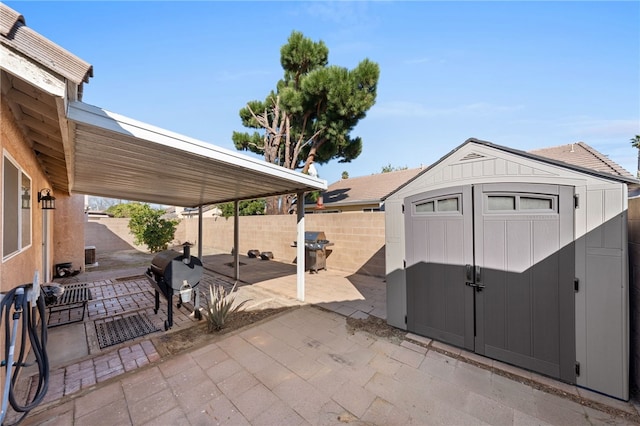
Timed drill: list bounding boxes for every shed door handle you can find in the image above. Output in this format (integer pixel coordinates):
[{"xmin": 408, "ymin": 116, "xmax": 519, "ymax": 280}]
[{"xmin": 465, "ymin": 264, "xmax": 484, "ymax": 292}]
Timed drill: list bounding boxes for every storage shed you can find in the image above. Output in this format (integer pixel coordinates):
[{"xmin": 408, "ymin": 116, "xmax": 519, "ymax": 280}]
[{"xmin": 385, "ymin": 138, "xmax": 637, "ymax": 400}]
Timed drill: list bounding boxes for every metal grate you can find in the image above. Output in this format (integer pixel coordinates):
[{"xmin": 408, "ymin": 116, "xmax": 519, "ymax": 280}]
[
  {"xmin": 52, "ymin": 283, "xmax": 92, "ymax": 306},
  {"xmin": 47, "ymin": 283, "xmax": 92, "ymax": 327},
  {"xmin": 95, "ymin": 313, "xmax": 160, "ymax": 349}
]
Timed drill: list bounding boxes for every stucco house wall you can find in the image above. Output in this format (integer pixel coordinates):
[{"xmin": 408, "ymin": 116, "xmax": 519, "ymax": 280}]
[
  {"xmin": 1, "ymin": 97, "xmax": 47, "ymax": 289},
  {"xmin": 0, "ymin": 98, "xmax": 85, "ymax": 286}
]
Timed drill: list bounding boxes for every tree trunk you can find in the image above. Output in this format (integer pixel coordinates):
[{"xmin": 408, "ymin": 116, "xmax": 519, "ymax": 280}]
[{"xmin": 265, "ymin": 196, "xmax": 280, "ymax": 215}]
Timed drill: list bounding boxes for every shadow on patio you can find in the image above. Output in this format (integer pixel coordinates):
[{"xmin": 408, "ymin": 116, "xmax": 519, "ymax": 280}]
[{"xmin": 9, "ymin": 248, "xmax": 387, "ymax": 420}]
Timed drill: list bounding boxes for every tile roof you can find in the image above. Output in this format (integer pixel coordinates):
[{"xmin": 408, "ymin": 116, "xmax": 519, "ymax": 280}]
[
  {"xmin": 322, "ymin": 167, "xmax": 424, "ymax": 206},
  {"xmin": 529, "ymin": 142, "xmax": 635, "ymax": 180},
  {"xmin": 0, "ymin": 2, "xmax": 93, "ymax": 86}
]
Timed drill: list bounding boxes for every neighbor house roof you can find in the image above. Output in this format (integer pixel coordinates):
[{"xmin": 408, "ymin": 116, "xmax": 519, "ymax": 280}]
[
  {"xmin": 529, "ymin": 142, "xmax": 635, "ymax": 180},
  {"xmin": 320, "ymin": 167, "xmax": 424, "ymax": 208}
]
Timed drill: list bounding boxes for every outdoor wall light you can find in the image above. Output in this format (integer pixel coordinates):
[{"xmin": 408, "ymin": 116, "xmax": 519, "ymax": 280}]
[
  {"xmin": 21, "ymin": 188, "xmax": 30, "ymax": 209},
  {"xmin": 37, "ymin": 188, "xmax": 56, "ymax": 210}
]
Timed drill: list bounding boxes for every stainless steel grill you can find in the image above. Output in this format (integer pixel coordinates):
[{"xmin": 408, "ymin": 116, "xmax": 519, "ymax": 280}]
[
  {"xmin": 304, "ymin": 231, "xmax": 333, "ymax": 273},
  {"xmin": 145, "ymin": 243, "xmax": 202, "ymax": 330}
]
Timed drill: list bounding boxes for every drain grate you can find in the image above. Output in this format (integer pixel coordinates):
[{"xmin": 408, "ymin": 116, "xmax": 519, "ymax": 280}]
[{"xmin": 95, "ymin": 313, "xmax": 160, "ymax": 349}]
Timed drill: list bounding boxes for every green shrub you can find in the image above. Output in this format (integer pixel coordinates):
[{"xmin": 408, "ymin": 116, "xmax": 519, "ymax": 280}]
[
  {"xmin": 203, "ymin": 282, "xmax": 250, "ymax": 331},
  {"xmin": 218, "ymin": 199, "xmax": 265, "ymax": 218},
  {"xmin": 106, "ymin": 202, "xmax": 146, "ymax": 218},
  {"xmin": 127, "ymin": 204, "xmax": 179, "ymax": 253}
]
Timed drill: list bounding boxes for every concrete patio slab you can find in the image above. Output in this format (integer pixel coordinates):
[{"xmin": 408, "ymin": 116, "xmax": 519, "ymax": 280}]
[
  {"xmin": 17, "ymin": 305, "xmax": 640, "ymax": 425},
  {"xmin": 8, "ymin": 250, "xmax": 640, "ymax": 425}
]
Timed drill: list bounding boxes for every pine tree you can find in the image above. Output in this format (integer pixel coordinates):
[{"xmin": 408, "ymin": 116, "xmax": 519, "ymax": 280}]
[{"xmin": 233, "ymin": 31, "xmax": 379, "ymax": 214}]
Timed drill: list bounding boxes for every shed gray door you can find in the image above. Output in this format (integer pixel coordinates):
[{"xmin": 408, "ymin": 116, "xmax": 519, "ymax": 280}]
[
  {"xmin": 405, "ymin": 183, "xmax": 575, "ymax": 382},
  {"xmin": 405, "ymin": 186, "xmax": 474, "ymax": 350}
]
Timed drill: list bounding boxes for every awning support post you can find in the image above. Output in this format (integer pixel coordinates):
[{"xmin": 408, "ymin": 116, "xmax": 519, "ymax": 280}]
[
  {"xmin": 197, "ymin": 205, "xmax": 203, "ymax": 260},
  {"xmin": 296, "ymin": 191, "xmax": 305, "ymax": 301},
  {"xmin": 234, "ymin": 200, "xmax": 240, "ymax": 282}
]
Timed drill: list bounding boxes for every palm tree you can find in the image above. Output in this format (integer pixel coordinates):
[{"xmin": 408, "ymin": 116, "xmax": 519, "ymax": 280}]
[{"xmin": 631, "ymin": 135, "xmax": 640, "ymax": 178}]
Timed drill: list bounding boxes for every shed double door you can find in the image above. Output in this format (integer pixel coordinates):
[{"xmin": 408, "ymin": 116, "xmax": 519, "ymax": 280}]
[{"xmin": 405, "ymin": 183, "xmax": 575, "ymax": 382}]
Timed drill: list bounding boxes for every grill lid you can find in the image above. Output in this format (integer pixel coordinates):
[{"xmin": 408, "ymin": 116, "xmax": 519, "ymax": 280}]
[
  {"xmin": 150, "ymin": 249, "xmax": 203, "ymax": 289},
  {"xmin": 304, "ymin": 231, "xmax": 326, "ymax": 242}
]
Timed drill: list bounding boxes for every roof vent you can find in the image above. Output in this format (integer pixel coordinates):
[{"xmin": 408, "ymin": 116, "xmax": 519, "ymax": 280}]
[{"xmin": 460, "ymin": 152, "xmax": 486, "ymax": 161}]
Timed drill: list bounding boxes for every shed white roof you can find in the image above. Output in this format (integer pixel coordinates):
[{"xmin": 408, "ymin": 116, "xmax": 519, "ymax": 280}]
[{"xmin": 67, "ymin": 101, "xmax": 326, "ymax": 207}]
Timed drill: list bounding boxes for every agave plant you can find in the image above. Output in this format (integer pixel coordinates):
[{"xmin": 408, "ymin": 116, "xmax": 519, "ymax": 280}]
[{"xmin": 203, "ymin": 281, "xmax": 249, "ymax": 331}]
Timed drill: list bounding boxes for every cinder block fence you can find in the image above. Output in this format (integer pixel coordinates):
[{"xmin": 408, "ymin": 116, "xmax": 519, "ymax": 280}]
[{"xmin": 85, "ymin": 212, "xmax": 386, "ymax": 277}]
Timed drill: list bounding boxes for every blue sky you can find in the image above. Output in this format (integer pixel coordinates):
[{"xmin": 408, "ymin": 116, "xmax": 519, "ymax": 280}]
[{"xmin": 7, "ymin": 1, "xmax": 640, "ymax": 184}]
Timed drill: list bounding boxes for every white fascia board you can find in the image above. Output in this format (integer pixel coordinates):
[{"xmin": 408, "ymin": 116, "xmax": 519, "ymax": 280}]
[
  {"xmin": 67, "ymin": 101, "xmax": 327, "ymax": 191},
  {"xmin": 0, "ymin": 45, "xmax": 65, "ymax": 97}
]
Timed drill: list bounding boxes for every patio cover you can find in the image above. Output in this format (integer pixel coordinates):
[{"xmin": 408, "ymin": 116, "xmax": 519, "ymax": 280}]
[
  {"xmin": 66, "ymin": 101, "xmax": 326, "ymax": 207},
  {"xmin": 66, "ymin": 101, "xmax": 325, "ymax": 301}
]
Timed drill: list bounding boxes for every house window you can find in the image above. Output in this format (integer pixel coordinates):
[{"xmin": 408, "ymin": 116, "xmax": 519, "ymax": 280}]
[{"xmin": 3, "ymin": 152, "xmax": 32, "ymax": 260}]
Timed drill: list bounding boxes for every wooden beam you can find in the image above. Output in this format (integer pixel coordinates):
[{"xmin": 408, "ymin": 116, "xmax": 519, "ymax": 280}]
[
  {"xmin": 1, "ymin": 70, "xmax": 11, "ymax": 95},
  {"xmin": 0, "ymin": 45, "xmax": 65, "ymax": 97},
  {"xmin": 40, "ymin": 155, "xmax": 66, "ymax": 168},
  {"xmin": 32, "ymin": 141, "xmax": 65, "ymax": 160},
  {"xmin": 10, "ymin": 77, "xmax": 58, "ymax": 108},
  {"xmin": 6, "ymin": 88, "xmax": 58, "ymax": 121},
  {"xmin": 22, "ymin": 115, "xmax": 60, "ymax": 137},
  {"xmin": 29, "ymin": 131, "xmax": 63, "ymax": 152},
  {"xmin": 56, "ymin": 93, "xmax": 73, "ymax": 195},
  {"xmin": 41, "ymin": 163, "xmax": 67, "ymax": 176}
]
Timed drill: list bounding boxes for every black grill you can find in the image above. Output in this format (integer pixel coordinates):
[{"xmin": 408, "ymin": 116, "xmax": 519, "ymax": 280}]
[{"xmin": 145, "ymin": 243, "xmax": 202, "ymax": 330}]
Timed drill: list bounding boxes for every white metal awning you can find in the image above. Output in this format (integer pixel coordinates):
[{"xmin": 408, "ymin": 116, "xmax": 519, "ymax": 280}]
[{"xmin": 66, "ymin": 101, "xmax": 326, "ymax": 206}]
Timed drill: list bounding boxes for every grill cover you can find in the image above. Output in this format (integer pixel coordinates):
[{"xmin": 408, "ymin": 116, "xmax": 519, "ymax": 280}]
[{"xmin": 150, "ymin": 250, "xmax": 203, "ymax": 290}]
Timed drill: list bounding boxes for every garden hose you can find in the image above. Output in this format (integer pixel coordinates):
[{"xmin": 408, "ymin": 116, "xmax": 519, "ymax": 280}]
[{"xmin": 0, "ymin": 281, "xmax": 49, "ymax": 426}]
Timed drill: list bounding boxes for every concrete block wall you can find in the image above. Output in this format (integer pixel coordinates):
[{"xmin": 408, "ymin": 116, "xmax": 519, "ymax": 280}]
[
  {"xmin": 84, "ymin": 212, "xmax": 386, "ymax": 277},
  {"xmin": 84, "ymin": 217, "xmax": 145, "ymax": 252},
  {"xmin": 628, "ymin": 197, "xmax": 640, "ymax": 398},
  {"xmin": 177, "ymin": 212, "xmax": 386, "ymax": 277}
]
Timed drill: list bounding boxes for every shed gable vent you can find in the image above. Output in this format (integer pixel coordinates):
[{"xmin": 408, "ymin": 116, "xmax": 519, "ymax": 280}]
[{"xmin": 460, "ymin": 152, "xmax": 486, "ymax": 161}]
